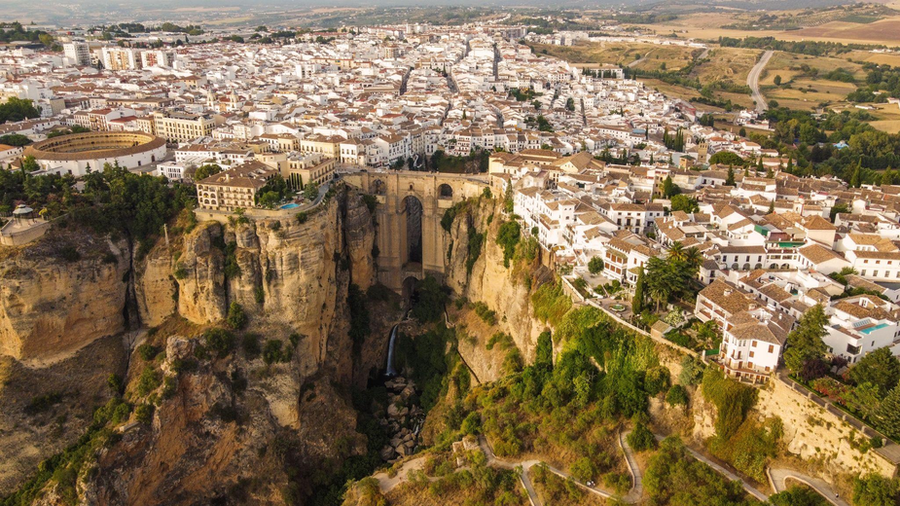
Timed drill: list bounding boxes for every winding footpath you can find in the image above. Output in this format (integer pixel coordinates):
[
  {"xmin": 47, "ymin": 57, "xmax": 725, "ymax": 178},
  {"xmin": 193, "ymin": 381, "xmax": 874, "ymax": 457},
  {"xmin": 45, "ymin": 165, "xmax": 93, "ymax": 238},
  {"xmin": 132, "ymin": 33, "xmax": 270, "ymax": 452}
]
[
  {"xmin": 748, "ymin": 50, "xmax": 775, "ymax": 114},
  {"xmin": 769, "ymin": 469, "xmax": 849, "ymax": 506},
  {"xmin": 374, "ymin": 430, "xmax": 847, "ymax": 506}
]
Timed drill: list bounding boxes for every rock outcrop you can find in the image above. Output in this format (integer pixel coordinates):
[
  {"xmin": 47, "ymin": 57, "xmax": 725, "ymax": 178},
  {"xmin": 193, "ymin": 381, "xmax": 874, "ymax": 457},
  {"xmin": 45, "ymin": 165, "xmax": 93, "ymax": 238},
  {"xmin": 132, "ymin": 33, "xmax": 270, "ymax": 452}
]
[
  {"xmin": 0, "ymin": 232, "xmax": 129, "ymax": 362},
  {"xmin": 443, "ymin": 198, "xmax": 548, "ymax": 369}
]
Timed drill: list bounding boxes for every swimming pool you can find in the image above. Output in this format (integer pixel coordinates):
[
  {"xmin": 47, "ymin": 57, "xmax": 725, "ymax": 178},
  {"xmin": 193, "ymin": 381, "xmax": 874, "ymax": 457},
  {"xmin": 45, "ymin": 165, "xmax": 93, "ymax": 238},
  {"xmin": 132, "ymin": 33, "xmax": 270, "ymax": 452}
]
[{"xmin": 280, "ymin": 203, "xmax": 300, "ymax": 210}]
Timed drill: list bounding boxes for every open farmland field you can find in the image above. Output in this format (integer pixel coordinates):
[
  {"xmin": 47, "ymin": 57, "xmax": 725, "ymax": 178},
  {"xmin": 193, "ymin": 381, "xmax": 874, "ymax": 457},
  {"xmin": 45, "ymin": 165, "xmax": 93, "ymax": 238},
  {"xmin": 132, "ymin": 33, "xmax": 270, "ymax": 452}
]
[
  {"xmin": 632, "ymin": 45, "xmax": 699, "ymax": 72},
  {"xmin": 791, "ymin": 18, "xmax": 900, "ymax": 44},
  {"xmin": 755, "ymin": 51, "xmax": 864, "ymax": 109},
  {"xmin": 645, "ymin": 12, "xmax": 900, "ymax": 46},
  {"xmin": 843, "ymin": 50, "xmax": 900, "ymax": 67},
  {"xmin": 528, "ymin": 41, "xmax": 698, "ymax": 71},
  {"xmin": 694, "ymin": 48, "xmax": 760, "ymax": 86},
  {"xmin": 868, "ymin": 103, "xmax": 900, "ymax": 134}
]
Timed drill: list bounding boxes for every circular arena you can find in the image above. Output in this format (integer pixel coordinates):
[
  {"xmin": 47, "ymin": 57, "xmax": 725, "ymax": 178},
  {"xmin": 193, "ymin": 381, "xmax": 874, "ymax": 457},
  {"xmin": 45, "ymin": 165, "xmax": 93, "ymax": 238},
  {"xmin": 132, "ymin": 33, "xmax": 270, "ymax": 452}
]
[{"xmin": 23, "ymin": 131, "xmax": 167, "ymax": 177}]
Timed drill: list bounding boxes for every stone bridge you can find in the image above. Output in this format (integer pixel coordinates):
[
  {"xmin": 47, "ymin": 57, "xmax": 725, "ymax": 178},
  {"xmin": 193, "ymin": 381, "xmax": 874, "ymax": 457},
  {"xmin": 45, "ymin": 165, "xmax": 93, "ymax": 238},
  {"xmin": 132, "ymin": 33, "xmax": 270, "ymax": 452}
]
[{"xmin": 344, "ymin": 170, "xmax": 491, "ymax": 293}]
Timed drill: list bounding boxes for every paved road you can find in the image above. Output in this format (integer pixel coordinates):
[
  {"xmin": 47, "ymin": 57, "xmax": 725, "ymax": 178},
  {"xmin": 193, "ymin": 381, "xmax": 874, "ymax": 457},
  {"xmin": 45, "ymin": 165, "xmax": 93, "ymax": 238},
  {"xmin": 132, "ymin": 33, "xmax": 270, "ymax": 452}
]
[
  {"xmin": 620, "ymin": 432, "xmax": 644, "ymax": 503},
  {"xmin": 748, "ymin": 50, "xmax": 774, "ymax": 114},
  {"xmin": 627, "ymin": 51, "xmax": 651, "ymax": 68},
  {"xmin": 770, "ymin": 469, "xmax": 850, "ymax": 506},
  {"xmin": 696, "ymin": 47, "xmax": 710, "ymax": 61}
]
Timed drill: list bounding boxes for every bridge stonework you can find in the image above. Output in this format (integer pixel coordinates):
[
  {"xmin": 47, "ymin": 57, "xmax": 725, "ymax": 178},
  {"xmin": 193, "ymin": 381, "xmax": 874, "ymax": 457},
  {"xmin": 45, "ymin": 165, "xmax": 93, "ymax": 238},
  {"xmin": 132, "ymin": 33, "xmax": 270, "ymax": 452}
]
[{"xmin": 344, "ymin": 171, "xmax": 490, "ymax": 292}]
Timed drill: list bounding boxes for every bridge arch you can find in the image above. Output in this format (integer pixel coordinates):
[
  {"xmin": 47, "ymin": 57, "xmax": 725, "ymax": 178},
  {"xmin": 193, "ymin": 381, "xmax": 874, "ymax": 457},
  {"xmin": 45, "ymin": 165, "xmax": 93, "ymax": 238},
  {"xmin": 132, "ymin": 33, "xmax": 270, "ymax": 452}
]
[
  {"xmin": 402, "ymin": 195, "xmax": 423, "ymax": 265},
  {"xmin": 344, "ymin": 170, "xmax": 492, "ymax": 292}
]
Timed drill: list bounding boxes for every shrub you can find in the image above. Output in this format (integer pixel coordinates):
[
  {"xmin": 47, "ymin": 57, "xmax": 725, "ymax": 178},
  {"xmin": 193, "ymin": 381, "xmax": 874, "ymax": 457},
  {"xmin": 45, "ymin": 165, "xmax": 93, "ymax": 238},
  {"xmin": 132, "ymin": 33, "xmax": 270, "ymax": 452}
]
[
  {"xmin": 226, "ymin": 302, "xmax": 247, "ymax": 329},
  {"xmin": 473, "ymin": 301, "xmax": 497, "ymax": 325},
  {"xmin": 135, "ymin": 403, "xmax": 154, "ymax": 424},
  {"xmin": 644, "ymin": 366, "xmax": 671, "ymax": 396},
  {"xmin": 666, "ymin": 384, "xmax": 689, "ymax": 407},
  {"xmin": 25, "ymin": 392, "xmax": 63, "ymax": 415},
  {"xmin": 137, "ymin": 343, "xmax": 159, "ymax": 361},
  {"xmin": 496, "ymin": 221, "xmax": 521, "ymax": 267},
  {"xmin": 263, "ymin": 340, "xmax": 285, "ymax": 365},
  {"xmin": 588, "ymin": 256, "xmax": 604, "ymax": 274},
  {"xmin": 242, "ymin": 333, "xmax": 261, "ymax": 359},
  {"xmin": 570, "ymin": 457, "xmax": 597, "ymax": 483},
  {"xmin": 627, "ymin": 419, "xmax": 657, "ymax": 452},
  {"xmin": 531, "ymin": 281, "xmax": 572, "ymax": 327},
  {"xmin": 203, "ymin": 328, "xmax": 236, "ymax": 358},
  {"xmin": 678, "ymin": 356, "xmax": 705, "ymax": 386},
  {"xmin": 136, "ymin": 366, "xmax": 161, "ymax": 397},
  {"xmin": 107, "ymin": 374, "xmax": 123, "ymax": 394},
  {"xmin": 461, "ymin": 412, "xmax": 481, "ymax": 435}
]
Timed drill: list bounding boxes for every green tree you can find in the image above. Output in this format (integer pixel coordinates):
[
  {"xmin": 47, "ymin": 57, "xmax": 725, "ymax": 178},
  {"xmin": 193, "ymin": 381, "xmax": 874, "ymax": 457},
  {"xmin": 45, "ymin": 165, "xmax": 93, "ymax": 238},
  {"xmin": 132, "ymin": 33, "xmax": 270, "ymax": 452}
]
[
  {"xmin": 770, "ymin": 485, "xmax": 829, "ymax": 506},
  {"xmin": 726, "ymin": 165, "xmax": 736, "ymax": 186},
  {"xmin": 632, "ymin": 267, "xmax": 645, "ymax": 314},
  {"xmin": 303, "ymin": 182, "xmax": 318, "ymax": 200},
  {"xmin": 535, "ymin": 331, "xmax": 553, "ymax": 370},
  {"xmin": 588, "ymin": 256, "xmax": 604, "ymax": 274},
  {"xmin": 0, "ymin": 133, "xmax": 32, "ymax": 146},
  {"xmin": 850, "ymin": 347, "xmax": 900, "ymax": 397},
  {"xmin": 782, "ymin": 304, "xmax": 828, "ymax": 375},
  {"xmin": 669, "ymin": 194, "xmax": 699, "ymax": 213},
  {"xmin": 666, "ymin": 384, "xmax": 689, "ymax": 407},
  {"xmin": 709, "ymin": 151, "xmax": 744, "ymax": 166},
  {"xmin": 852, "ymin": 474, "xmax": 900, "ymax": 506},
  {"xmin": 570, "ymin": 457, "xmax": 596, "ymax": 483},
  {"xmin": 20, "ymin": 155, "xmax": 39, "ymax": 172},
  {"xmin": 876, "ymin": 386, "xmax": 900, "ymax": 440},
  {"xmin": 0, "ymin": 97, "xmax": 41, "ymax": 124},
  {"xmin": 661, "ymin": 175, "xmax": 680, "ymax": 198},
  {"xmin": 850, "ymin": 160, "xmax": 863, "ymax": 188},
  {"xmin": 194, "ymin": 163, "xmax": 221, "ymax": 181},
  {"xmin": 627, "ymin": 418, "xmax": 657, "ymax": 451},
  {"xmin": 496, "ymin": 220, "xmax": 521, "ymax": 268},
  {"xmin": 226, "ymin": 302, "xmax": 247, "ymax": 330}
]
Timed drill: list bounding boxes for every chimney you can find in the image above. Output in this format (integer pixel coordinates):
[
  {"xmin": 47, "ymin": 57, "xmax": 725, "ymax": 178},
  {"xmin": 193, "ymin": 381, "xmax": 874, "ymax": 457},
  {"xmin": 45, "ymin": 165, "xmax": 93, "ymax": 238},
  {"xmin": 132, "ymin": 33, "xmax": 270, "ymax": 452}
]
[{"xmin": 724, "ymin": 289, "xmax": 732, "ymax": 296}]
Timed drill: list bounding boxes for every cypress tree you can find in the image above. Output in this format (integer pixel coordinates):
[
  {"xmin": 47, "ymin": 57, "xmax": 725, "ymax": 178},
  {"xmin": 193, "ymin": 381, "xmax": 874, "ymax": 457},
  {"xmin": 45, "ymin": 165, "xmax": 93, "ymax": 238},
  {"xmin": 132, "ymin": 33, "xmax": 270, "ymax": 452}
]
[
  {"xmin": 633, "ymin": 267, "xmax": 645, "ymax": 315},
  {"xmin": 850, "ymin": 160, "xmax": 862, "ymax": 188},
  {"xmin": 876, "ymin": 386, "xmax": 900, "ymax": 440},
  {"xmin": 726, "ymin": 165, "xmax": 735, "ymax": 186}
]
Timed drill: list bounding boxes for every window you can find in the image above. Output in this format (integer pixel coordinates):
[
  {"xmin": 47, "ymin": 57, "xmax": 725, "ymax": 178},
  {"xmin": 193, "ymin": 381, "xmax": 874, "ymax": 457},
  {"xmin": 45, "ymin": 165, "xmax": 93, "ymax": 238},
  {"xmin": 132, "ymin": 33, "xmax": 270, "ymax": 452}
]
[
  {"xmin": 768, "ymin": 345, "xmax": 774, "ymax": 353},
  {"xmin": 752, "ymin": 340, "xmax": 757, "ymax": 347},
  {"xmin": 749, "ymin": 351, "xmax": 755, "ymax": 358}
]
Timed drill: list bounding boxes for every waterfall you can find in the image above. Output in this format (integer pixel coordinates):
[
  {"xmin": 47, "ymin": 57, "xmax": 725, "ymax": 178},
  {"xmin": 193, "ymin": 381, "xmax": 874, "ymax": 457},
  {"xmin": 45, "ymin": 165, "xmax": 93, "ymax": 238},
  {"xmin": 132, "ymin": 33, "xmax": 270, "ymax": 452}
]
[{"xmin": 385, "ymin": 324, "xmax": 399, "ymax": 377}]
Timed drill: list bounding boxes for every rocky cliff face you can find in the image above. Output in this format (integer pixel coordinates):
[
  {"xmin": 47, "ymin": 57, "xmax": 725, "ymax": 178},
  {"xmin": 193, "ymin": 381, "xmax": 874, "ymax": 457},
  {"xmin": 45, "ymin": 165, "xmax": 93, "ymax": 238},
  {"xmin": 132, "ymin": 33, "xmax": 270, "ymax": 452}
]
[
  {"xmin": 0, "ymin": 232, "xmax": 130, "ymax": 362},
  {"xmin": 0, "ymin": 189, "xmax": 387, "ymax": 502},
  {"xmin": 442, "ymin": 198, "xmax": 549, "ymax": 377}
]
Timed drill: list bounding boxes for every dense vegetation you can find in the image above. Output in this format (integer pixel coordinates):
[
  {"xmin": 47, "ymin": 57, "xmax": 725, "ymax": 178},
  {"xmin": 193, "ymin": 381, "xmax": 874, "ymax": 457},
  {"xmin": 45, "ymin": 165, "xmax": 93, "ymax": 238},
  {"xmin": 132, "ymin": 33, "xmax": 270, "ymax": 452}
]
[
  {"xmin": 0, "ymin": 162, "xmax": 195, "ymax": 255},
  {"xmin": 846, "ymin": 64, "xmax": 900, "ymax": 102},
  {"xmin": 717, "ymin": 36, "xmax": 876, "ymax": 56},
  {"xmin": 0, "ymin": 98, "xmax": 41, "ymax": 124},
  {"xmin": 644, "ymin": 437, "xmax": 759, "ymax": 506},
  {"xmin": 748, "ymin": 107, "xmax": 900, "ymax": 186},
  {"xmin": 701, "ymin": 369, "xmax": 781, "ymax": 483}
]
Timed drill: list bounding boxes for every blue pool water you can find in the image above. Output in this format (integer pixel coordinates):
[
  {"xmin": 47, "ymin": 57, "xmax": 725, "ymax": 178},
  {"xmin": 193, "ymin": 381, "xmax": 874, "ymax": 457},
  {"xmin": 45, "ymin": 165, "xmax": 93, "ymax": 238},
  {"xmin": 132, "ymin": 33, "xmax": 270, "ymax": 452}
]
[
  {"xmin": 280, "ymin": 203, "xmax": 300, "ymax": 210},
  {"xmin": 861, "ymin": 323, "xmax": 889, "ymax": 335}
]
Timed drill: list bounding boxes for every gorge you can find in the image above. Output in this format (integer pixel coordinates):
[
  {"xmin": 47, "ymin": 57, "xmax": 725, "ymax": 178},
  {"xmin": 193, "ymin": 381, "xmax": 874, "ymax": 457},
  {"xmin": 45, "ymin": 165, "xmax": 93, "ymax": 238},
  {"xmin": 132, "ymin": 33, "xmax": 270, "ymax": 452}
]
[{"xmin": 0, "ymin": 178, "xmax": 896, "ymax": 506}]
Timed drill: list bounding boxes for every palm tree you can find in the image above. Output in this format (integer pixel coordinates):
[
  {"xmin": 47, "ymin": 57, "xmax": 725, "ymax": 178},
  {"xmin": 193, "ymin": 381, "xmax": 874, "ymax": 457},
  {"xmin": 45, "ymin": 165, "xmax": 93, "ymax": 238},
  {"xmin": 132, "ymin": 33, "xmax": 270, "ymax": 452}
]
[
  {"xmin": 667, "ymin": 241, "xmax": 686, "ymax": 262},
  {"xmin": 683, "ymin": 247, "xmax": 702, "ymax": 273}
]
